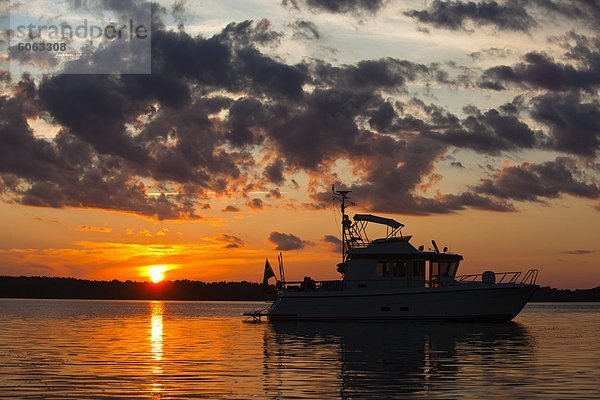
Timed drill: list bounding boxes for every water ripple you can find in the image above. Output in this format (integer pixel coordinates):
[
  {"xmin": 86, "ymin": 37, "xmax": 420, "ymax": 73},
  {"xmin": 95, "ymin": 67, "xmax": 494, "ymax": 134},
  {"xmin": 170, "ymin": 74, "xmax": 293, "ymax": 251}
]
[{"xmin": 0, "ymin": 300, "xmax": 598, "ymax": 399}]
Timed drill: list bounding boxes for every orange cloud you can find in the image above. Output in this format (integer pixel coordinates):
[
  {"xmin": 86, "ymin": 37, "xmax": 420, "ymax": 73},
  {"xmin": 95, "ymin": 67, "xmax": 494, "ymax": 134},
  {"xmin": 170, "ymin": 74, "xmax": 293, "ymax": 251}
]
[
  {"xmin": 33, "ymin": 216, "xmax": 59, "ymax": 223},
  {"xmin": 71, "ymin": 225, "xmax": 112, "ymax": 233}
]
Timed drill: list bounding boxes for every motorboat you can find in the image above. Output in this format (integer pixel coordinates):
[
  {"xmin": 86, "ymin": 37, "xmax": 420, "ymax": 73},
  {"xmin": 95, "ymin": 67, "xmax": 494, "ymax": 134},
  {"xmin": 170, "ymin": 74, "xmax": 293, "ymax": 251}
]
[{"xmin": 244, "ymin": 187, "xmax": 538, "ymax": 321}]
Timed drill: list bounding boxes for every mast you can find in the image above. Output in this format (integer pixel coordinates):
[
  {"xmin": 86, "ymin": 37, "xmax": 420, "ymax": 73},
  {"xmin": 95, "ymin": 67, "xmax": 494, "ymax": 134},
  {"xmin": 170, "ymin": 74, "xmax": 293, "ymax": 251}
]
[{"xmin": 332, "ymin": 186, "xmax": 353, "ymax": 263}]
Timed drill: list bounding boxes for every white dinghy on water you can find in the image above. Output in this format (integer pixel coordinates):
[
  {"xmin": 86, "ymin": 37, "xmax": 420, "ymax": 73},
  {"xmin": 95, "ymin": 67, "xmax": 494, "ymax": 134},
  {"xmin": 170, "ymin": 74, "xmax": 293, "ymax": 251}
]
[{"xmin": 244, "ymin": 187, "xmax": 538, "ymax": 322}]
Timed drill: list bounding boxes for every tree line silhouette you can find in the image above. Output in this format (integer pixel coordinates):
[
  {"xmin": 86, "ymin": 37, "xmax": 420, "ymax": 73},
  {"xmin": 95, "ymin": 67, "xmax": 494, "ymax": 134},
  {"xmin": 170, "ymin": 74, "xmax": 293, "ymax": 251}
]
[
  {"xmin": 0, "ymin": 276, "xmax": 266, "ymax": 300},
  {"xmin": 0, "ymin": 276, "xmax": 598, "ymax": 301}
]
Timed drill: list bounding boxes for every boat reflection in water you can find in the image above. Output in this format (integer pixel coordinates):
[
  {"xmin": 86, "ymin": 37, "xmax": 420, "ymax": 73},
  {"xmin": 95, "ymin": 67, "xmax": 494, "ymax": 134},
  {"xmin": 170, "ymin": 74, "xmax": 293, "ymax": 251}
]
[
  {"xmin": 262, "ymin": 321, "xmax": 533, "ymax": 398},
  {"xmin": 2, "ymin": 301, "xmax": 597, "ymax": 398}
]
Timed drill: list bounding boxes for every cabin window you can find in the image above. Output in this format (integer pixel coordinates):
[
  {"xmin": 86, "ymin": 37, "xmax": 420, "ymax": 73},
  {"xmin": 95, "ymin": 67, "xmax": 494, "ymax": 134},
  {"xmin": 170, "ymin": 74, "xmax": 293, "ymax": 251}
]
[
  {"xmin": 448, "ymin": 261, "xmax": 459, "ymax": 277},
  {"xmin": 392, "ymin": 261, "xmax": 408, "ymax": 277},
  {"xmin": 412, "ymin": 260, "xmax": 425, "ymax": 277},
  {"xmin": 430, "ymin": 261, "xmax": 439, "ymax": 280},
  {"xmin": 440, "ymin": 261, "xmax": 451, "ymax": 277},
  {"xmin": 375, "ymin": 261, "xmax": 391, "ymax": 277}
]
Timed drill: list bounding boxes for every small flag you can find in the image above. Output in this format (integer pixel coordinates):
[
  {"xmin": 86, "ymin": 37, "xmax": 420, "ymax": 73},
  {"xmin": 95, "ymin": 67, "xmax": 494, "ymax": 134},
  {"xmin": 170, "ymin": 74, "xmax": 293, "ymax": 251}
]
[{"xmin": 263, "ymin": 258, "xmax": 276, "ymax": 286}]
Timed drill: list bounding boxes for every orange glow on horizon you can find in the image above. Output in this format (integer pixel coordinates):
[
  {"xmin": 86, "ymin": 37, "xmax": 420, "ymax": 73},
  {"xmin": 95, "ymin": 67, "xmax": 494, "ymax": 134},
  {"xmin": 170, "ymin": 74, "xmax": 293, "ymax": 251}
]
[{"xmin": 0, "ymin": 197, "xmax": 599, "ymax": 288}]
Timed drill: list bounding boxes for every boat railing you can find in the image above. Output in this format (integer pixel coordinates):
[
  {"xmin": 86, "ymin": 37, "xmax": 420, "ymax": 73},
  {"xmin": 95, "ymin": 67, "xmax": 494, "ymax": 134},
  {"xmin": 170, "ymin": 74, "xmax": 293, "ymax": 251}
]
[
  {"xmin": 282, "ymin": 280, "xmax": 344, "ymax": 292},
  {"xmin": 282, "ymin": 279, "xmax": 414, "ymax": 292},
  {"xmin": 521, "ymin": 269, "xmax": 539, "ymax": 285},
  {"xmin": 456, "ymin": 269, "xmax": 538, "ymax": 285},
  {"xmin": 280, "ymin": 270, "xmax": 538, "ymax": 293}
]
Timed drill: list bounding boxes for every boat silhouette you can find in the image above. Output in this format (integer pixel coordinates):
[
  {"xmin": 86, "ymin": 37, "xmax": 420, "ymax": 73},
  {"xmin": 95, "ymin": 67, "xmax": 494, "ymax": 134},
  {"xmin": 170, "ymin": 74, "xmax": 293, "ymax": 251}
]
[{"xmin": 245, "ymin": 187, "xmax": 538, "ymax": 321}]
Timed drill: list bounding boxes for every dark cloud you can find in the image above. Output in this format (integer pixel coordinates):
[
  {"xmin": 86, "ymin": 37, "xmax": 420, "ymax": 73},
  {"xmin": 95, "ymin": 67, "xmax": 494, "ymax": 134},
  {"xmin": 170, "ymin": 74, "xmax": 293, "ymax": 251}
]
[
  {"xmin": 368, "ymin": 101, "xmax": 396, "ymax": 132},
  {"xmin": 150, "ymin": 30, "xmax": 233, "ymax": 88},
  {"xmin": 8, "ymin": 43, "xmax": 60, "ymax": 70},
  {"xmin": 267, "ymin": 188, "xmax": 283, "ymax": 199},
  {"xmin": 530, "ymin": 92, "xmax": 600, "ymax": 157},
  {"xmin": 405, "ymin": 0, "xmax": 534, "ymax": 32},
  {"xmin": 312, "ymin": 58, "xmax": 432, "ymax": 92},
  {"xmin": 268, "ymin": 231, "xmax": 312, "ymax": 250},
  {"xmin": 0, "ymin": 86, "xmax": 72, "ymax": 184},
  {"xmin": 396, "ymin": 98, "xmax": 461, "ymax": 131},
  {"xmin": 217, "ymin": 233, "xmax": 245, "ymax": 249},
  {"xmin": 216, "ymin": 19, "xmax": 282, "ymax": 47},
  {"xmin": 237, "ymin": 47, "xmax": 308, "ymax": 99},
  {"xmin": 225, "ymin": 97, "xmax": 269, "ymax": 146},
  {"xmin": 264, "ymin": 159, "xmax": 286, "ymax": 184},
  {"xmin": 330, "ymin": 178, "xmax": 515, "ymax": 215},
  {"xmin": 436, "ymin": 191, "xmax": 515, "ymax": 212},
  {"xmin": 20, "ymin": 173, "xmax": 198, "ymax": 220},
  {"xmin": 322, "ymin": 234, "xmax": 342, "ymax": 252},
  {"xmin": 51, "ymin": 0, "xmax": 153, "ymax": 75},
  {"xmin": 323, "ymin": 234, "xmax": 341, "ymax": 245},
  {"xmin": 562, "ymin": 249, "xmax": 593, "ymax": 255},
  {"xmin": 28, "ymin": 21, "xmax": 301, "ymax": 210},
  {"xmin": 264, "ymin": 85, "xmax": 519, "ymax": 215},
  {"xmin": 469, "ymin": 47, "xmax": 512, "ymax": 61},
  {"xmin": 223, "ymin": 97, "xmax": 289, "ymax": 149},
  {"xmin": 531, "ymin": 1, "xmax": 600, "ymax": 28},
  {"xmin": 145, "ymin": 22, "xmax": 303, "ymax": 99},
  {"xmin": 559, "ymin": 32, "xmax": 600, "ymax": 67},
  {"xmin": 2, "ymin": 23, "xmax": 295, "ymax": 218},
  {"xmin": 474, "ymin": 157, "xmax": 600, "ymax": 202},
  {"xmin": 310, "ymin": 135, "xmax": 515, "ymax": 215},
  {"xmin": 0, "ymin": 136, "xmax": 199, "ymax": 220},
  {"xmin": 144, "ymin": 105, "xmax": 245, "ymax": 189},
  {"xmin": 247, "ymin": 198, "xmax": 265, "ymax": 210},
  {"xmin": 38, "ymin": 75, "xmax": 149, "ymax": 163},
  {"xmin": 290, "ymin": 19, "xmax": 321, "ymax": 40},
  {"xmin": 268, "ymin": 89, "xmax": 377, "ymax": 170},
  {"xmin": 283, "ymin": 0, "xmax": 385, "ymax": 14},
  {"xmin": 424, "ymin": 104, "xmax": 540, "ymax": 154},
  {"xmin": 2, "ymin": 14, "xmax": 598, "ymax": 223},
  {"xmin": 0, "ymin": 77, "xmax": 199, "ymax": 220},
  {"xmin": 479, "ymin": 51, "xmax": 600, "ymax": 91}
]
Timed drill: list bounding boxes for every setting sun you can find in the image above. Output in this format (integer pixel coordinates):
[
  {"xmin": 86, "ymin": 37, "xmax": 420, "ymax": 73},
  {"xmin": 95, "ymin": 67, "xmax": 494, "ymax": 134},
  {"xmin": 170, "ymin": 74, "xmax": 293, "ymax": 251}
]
[{"xmin": 147, "ymin": 265, "xmax": 167, "ymax": 283}]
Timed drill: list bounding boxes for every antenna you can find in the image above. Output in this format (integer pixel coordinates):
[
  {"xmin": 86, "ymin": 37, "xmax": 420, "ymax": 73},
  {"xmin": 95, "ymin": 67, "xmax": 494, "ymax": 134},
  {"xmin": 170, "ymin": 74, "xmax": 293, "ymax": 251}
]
[
  {"xmin": 278, "ymin": 252, "xmax": 285, "ymax": 285},
  {"xmin": 333, "ymin": 185, "xmax": 353, "ymax": 264},
  {"xmin": 432, "ymin": 240, "xmax": 440, "ymax": 253}
]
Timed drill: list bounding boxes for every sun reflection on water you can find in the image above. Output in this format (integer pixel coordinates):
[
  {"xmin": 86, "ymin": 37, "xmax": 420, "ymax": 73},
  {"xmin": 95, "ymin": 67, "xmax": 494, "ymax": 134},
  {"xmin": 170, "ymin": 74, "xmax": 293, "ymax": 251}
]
[{"xmin": 150, "ymin": 301, "xmax": 164, "ymax": 396}]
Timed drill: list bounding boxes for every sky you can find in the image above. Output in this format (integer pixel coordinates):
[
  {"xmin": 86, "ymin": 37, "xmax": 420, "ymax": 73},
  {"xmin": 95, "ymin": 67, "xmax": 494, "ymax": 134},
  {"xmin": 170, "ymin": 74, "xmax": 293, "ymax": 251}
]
[{"xmin": 0, "ymin": 0, "xmax": 599, "ymax": 289}]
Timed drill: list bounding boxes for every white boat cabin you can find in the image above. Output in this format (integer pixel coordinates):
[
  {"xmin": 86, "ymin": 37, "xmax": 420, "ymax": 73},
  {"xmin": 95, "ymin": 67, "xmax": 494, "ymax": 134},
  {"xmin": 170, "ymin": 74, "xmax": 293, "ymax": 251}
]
[{"xmin": 338, "ymin": 214, "xmax": 463, "ymax": 290}]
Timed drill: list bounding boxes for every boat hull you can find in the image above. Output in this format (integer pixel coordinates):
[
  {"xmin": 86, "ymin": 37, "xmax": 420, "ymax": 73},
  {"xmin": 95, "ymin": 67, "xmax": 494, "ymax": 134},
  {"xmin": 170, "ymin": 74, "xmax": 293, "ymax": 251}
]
[{"xmin": 267, "ymin": 284, "xmax": 538, "ymax": 322}]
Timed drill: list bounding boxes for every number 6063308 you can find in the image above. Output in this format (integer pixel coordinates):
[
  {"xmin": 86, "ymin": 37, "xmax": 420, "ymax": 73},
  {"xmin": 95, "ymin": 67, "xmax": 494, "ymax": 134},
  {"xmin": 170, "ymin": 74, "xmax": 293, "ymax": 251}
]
[{"xmin": 16, "ymin": 42, "xmax": 67, "ymax": 51}]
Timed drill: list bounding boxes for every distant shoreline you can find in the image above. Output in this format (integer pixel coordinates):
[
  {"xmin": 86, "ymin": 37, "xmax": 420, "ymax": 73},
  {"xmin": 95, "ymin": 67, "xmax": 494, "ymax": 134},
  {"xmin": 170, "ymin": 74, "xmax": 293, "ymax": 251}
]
[
  {"xmin": 0, "ymin": 297, "xmax": 265, "ymax": 302},
  {"xmin": 0, "ymin": 276, "xmax": 265, "ymax": 301},
  {"xmin": 1, "ymin": 298, "xmax": 599, "ymax": 303},
  {"xmin": 1, "ymin": 276, "xmax": 599, "ymax": 302}
]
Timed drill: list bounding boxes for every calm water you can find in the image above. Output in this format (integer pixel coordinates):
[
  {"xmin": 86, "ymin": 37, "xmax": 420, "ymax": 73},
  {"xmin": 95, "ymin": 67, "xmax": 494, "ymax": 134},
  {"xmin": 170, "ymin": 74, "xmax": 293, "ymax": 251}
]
[{"xmin": 0, "ymin": 300, "xmax": 598, "ymax": 399}]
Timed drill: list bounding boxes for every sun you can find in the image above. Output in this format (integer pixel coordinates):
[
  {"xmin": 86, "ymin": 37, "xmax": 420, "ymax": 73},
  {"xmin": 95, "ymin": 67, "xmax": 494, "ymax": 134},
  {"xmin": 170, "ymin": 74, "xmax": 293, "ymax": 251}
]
[{"xmin": 147, "ymin": 265, "xmax": 167, "ymax": 283}]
